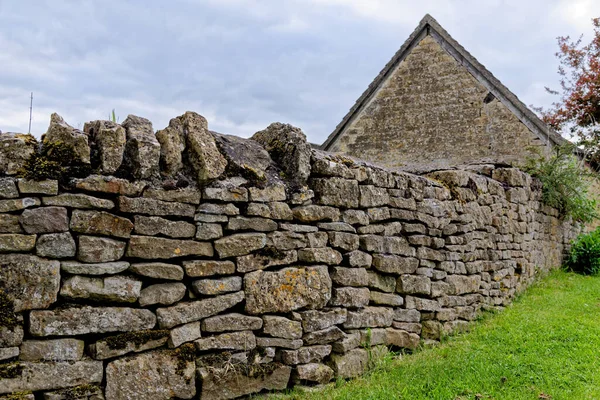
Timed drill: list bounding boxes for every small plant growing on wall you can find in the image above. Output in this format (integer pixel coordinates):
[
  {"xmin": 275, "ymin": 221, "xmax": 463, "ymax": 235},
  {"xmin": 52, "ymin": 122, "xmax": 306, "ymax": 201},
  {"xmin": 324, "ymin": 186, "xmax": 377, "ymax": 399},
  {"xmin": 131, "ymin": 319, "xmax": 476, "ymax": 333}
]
[{"xmin": 523, "ymin": 144, "xmax": 598, "ymax": 223}]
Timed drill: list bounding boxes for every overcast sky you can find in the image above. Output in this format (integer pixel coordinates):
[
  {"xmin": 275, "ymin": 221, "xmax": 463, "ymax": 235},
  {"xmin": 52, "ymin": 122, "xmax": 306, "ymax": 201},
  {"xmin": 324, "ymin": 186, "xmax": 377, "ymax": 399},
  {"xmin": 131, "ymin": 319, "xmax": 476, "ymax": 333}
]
[{"xmin": 0, "ymin": 0, "xmax": 596, "ymax": 144}]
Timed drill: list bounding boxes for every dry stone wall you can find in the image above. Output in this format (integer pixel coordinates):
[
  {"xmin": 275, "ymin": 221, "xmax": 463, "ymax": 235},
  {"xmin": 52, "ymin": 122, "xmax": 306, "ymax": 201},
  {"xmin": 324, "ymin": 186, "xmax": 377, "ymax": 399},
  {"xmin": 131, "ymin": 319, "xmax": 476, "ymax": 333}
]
[{"xmin": 0, "ymin": 112, "xmax": 578, "ymax": 399}]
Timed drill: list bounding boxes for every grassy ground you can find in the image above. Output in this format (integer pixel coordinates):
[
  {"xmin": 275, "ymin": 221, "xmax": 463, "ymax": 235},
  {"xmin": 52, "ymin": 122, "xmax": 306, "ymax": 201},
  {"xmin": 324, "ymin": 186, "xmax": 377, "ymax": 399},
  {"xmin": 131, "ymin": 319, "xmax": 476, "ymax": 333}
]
[{"xmin": 275, "ymin": 270, "xmax": 600, "ymax": 400}]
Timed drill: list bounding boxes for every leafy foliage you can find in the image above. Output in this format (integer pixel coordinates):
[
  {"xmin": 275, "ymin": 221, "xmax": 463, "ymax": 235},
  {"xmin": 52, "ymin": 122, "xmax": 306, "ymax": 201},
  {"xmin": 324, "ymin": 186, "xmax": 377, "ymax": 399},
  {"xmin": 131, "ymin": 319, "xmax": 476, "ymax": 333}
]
[
  {"xmin": 565, "ymin": 227, "xmax": 600, "ymax": 275},
  {"xmin": 535, "ymin": 17, "xmax": 600, "ymax": 167},
  {"xmin": 523, "ymin": 144, "xmax": 598, "ymax": 223}
]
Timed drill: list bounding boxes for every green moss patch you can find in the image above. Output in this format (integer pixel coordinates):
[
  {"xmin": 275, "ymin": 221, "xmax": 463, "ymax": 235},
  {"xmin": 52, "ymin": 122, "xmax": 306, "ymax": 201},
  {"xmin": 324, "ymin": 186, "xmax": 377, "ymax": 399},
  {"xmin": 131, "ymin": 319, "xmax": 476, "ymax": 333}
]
[{"xmin": 101, "ymin": 330, "xmax": 169, "ymax": 350}]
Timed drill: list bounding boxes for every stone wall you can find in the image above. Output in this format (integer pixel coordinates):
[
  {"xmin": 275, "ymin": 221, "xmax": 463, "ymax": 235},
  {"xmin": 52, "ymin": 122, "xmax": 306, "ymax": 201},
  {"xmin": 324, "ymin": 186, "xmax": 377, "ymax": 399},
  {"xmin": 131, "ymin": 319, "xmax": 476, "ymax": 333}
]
[
  {"xmin": 0, "ymin": 112, "xmax": 578, "ymax": 399},
  {"xmin": 326, "ymin": 35, "xmax": 551, "ymax": 171}
]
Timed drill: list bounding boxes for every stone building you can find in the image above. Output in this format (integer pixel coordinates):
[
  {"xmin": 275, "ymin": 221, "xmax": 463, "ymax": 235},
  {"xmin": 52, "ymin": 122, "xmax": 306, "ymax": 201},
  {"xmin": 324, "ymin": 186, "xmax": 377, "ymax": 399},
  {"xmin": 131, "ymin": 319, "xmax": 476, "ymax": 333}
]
[{"xmin": 321, "ymin": 14, "xmax": 566, "ymax": 171}]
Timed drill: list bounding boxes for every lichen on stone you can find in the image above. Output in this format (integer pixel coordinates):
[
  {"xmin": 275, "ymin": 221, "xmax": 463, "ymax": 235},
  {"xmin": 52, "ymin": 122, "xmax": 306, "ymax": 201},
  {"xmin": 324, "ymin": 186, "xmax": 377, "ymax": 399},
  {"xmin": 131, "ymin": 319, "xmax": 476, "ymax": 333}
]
[
  {"xmin": 18, "ymin": 140, "xmax": 90, "ymax": 181},
  {"xmin": 0, "ymin": 362, "xmax": 24, "ymax": 379}
]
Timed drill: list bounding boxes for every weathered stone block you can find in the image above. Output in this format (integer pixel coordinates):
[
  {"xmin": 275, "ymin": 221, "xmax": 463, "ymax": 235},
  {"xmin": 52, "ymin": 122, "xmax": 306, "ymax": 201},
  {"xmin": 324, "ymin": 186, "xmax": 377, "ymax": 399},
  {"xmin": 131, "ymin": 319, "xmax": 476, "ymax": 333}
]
[
  {"xmin": 328, "ymin": 348, "xmax": 368, "ymax": 379},
  {"xmin": 139, "ymin": 283, "xmax": 186, "ymax": 307},
  {"xmin": 331, "ymin": 267, "xmax": 369, "ymax": 287},
  {"xmin": 0, "ymin": 347, "xmax": 19, "ymax": 361},
  {"xmin": 397, "ymin": 275, "xmax": 431, "ymax": 295},
  {"xmin": 269, "ymin": 231, "xmax": 307, "ymax": 250},
  {"xmin": 0, "ymin": 360, "xmax": 102, "ymax": 394},
  {"xmin": 156, "ymin": 291, "xmax": 244, "ymax": 328},
  {"xmin": 385, "ymin": 328, "xmax": 420, "ymax": 349},
  {"xmin": 298, "ymin": 247, "xmax": 342, "ymax": 265},
  {"xmin": 0, "ymin": 133, "xmax": 36, "ymax": 175},
  {"xmin": 70, "ymin": 210, "xmax": 133, "ymax": 238},
  {"xmin": 126, "ymin": 236, "xmax": 213, "ymax": 259},
  {"xmin": 256, "ymin": 337, "xmax": 303, "ymax": 349},
  {"xmin": 73, "ymin": 175, "xmax": 147, "ymax": 196},
  {"xmin": 168, "ymin": 321, "xmax": 201, "ymax": 348},
  {"xmin": 227, "ymin": 216, "xmax": 278, "ymax": 232},
  {"xmin": 214, "ymin": 233, "xmax": 266, "ymax": 258},
  {"xmin": 61, "ymin": 261, "xmax": 130, "ymax": 275},
  {"xmin": 370, "ymin": 291, "xmax": 404, "ymax": 306},
  {"xmin": 184, "ymin": 260, "xmax": 235, "ymax": 277},
  {"xmin": 202, "ymin": 313, "xmax": 263, "ymax": 333},
  {"xmin": 192, "ymin": 276, "xmax": 242, "ymax": 296},
  {"xmin": 373, "ymin": 254, "xmax": 419, "ymax": 275},
  {"xmin": 312, "ymin": 177, "xmax": 359, "ymax": 208},
  {"xmin": 17, "ymin": 179, "xmax": 58, "ymax": 195},
  {"xmin": 78, "ymin": 235, "xmax": 126, "ymax": 262},
  {"xmin": 244, "ymin": 266, "xmax": 332, "ymax": 314},
  {"xmin": 249, "ymin": 185, "xmax": 287, "ymax": 202},
  {"xmin": 359, "ymin": 185, "xmax": 390, "ymax": 207},
  {"xmin": 0, "ymin": 254, "xmax": 59, "ymax": 312},
  {"xmin": 298, "ymin": 308, "xmax": 347, "ymax": 333},
  {"xmin": 84, "ymin": 119, "xmax": 126, "ymax": 174},
  {"xmin": 60, "ymin": 275, "xmax": 142, "ymax": 303},
  {"xmin": 293, "ymin": 363, "xmax": 334, "ymax": 384},
  {"xmin": 263, "ymin": 315, "xmax": 303, "ymax": 339},
  {"xmin": 105, "ymin": 348, "xmax": 196, "ymax": 399},
  {"xmin": 36, "ymin": 232, "xmax": 76, "ymax": 258},
  {"xmin": 119, "ymin": 196, "xmax": 195, "ymax": 217},
  {"xmin": 0, "ymin": 233, "xmax": 36, "ymax": 252},
  {"xmin": 203, "ymin": 186, "xmax": 248, "ymax": 202},
  {"xmin": 129, "ymin": 262, "xmax": 184, "ymax": 280},
  {"xmin": 29, "ymin": 307, "xmax": 156, "ymax": 336},
  {"xmin": 0, "ymin": 197, "xmax": 40, "ymax": 213},
  {"xmin": 0, "ymin": 178, "xmax": 18, "ymax": 198},
  {"xmin": 302, "ymin": 326, "xmax": 345, "ymax": 345},
  {"xmin": 198, "ymin": 363, "xmax": 291, "ymax": 400},
  {"xmin": 195, "ymin": 330, "xmax": 256, "ymax": 351},
  {"xmin": 195, "ymin": 223, "xmax": 223, "ymax": 240},
  {"xmin": 43, "ymin": 113, "xmax": 90, "ymax": 164},
  {"xmin": 0, "ymin": 214, "xmax": 22, "ymax": 233},
  {"xmin": 446, "ymin": 275, "xmax": 482, "ymax": 295},
  {"xmin": 292, "ymin": 205, "xmax": 340, "ymax": 222},
  {"xmin": 19, "ymin": 339, "xmax": 84, "ymax": 361},
  {"xmin": 367, "ymin": 271, "xmax": 396, "ymax": 293},
  {"xmin": 132, "ymin": 214, "xmax": 195, "ymax": 238},
  {"xmin": 121, "ymin": 114, "xmax": 161, "ymax": 179},
  {"xmin": 344, "ymin": 307, "xmax": 394, "ymax": 329},
  {"xmin": 329, "ymin": 287, "xmax": 370, "ymax": 308},
  {"xmin": 42, "ymin": 194, "xmax": 114, "ymax": 209},
  {"xmin": 90, "ymin": 330, "xmax": 169, "ymax": 360},
  {"xmin": 405, "ymin": 296, "xmax": 440, "ymax": 311},
  {"xmin": 253, "ymin": 122, "xmax": 311, "ymax": 184},
  {"xmin": 237, "ymin": 249, "xmax": 297, "ymax": 273},
  {"xmin": 281, "ymin": 345, "xmax": 332, "ymax": 365}
]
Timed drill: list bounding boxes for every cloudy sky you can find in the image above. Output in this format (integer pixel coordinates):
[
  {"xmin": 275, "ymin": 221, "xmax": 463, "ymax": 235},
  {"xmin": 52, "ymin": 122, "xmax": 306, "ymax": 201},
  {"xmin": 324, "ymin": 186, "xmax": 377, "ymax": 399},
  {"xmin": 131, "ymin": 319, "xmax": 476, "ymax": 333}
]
[{"xmin": 0, "ymin": 0, "xmax": 596, "ymax": 144}]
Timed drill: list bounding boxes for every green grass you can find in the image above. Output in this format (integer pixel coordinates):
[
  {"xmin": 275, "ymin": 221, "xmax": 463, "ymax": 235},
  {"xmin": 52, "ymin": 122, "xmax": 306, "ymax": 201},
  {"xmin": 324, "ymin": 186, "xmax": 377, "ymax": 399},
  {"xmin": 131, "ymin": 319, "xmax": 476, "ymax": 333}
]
[{"xmin": 276, "ymin": 270, "xmax": 600, "ymax": 400}]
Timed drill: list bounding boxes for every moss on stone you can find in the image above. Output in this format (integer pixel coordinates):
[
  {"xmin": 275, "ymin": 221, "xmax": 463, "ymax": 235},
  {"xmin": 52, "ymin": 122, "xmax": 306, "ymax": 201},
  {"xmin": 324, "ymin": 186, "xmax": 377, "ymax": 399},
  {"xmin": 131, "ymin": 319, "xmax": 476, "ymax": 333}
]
[
  {"xmin": 101, "ymin": 330, "xmax": 169, "ymax": 350},
  {"xmin": 18, "ymin": 140, "xmax": 90, "ymax": 181},
  {"xmin": 0, "ymin": 291, "xmax": 18, "ymax": 329},
  {"xmin": 258, "ymin": 246, "xmax": 288, "ymax": 260},
  {"xmin": 0, "ymin": 362, "xmax": 24, "ymax": 379},
  {"xmin": 174, "ymin": 343, "xmax": 196, "ymax": 381},
  {"xmin": 0, "ymin": 391, "xmax": 33, "ymax": 400},
  {"xmin": 49, "ymin": 384, "xmax": 100, "ymax": 400}
]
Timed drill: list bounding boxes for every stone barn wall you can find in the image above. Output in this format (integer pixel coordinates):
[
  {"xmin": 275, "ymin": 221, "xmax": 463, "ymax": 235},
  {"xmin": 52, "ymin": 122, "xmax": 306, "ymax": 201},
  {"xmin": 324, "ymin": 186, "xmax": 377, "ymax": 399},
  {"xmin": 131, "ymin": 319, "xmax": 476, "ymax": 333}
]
[{"xmin": 0, "ymin": 112, "xmax": 578, "ymax": 399}]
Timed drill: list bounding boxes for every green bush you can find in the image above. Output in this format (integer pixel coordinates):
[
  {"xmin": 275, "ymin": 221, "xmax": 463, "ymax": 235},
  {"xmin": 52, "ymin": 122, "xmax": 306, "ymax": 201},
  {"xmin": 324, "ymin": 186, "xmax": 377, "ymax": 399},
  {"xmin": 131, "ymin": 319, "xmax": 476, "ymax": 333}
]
[
  {"xmin": 524, "ymin": 144, "xmax": 598, "ymax": 223},
  {"xmin": 565, "ymin": 227, "xmax": 600, "ymax": 275}
]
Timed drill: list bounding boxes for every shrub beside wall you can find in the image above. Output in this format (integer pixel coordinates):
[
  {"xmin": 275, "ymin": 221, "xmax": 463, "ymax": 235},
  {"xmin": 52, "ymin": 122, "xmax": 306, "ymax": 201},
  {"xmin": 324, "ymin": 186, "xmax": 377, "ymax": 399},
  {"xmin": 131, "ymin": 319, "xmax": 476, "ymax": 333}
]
[{"xmin": 0, "ymin": 112, "xmax": 579, "ymax": 399}]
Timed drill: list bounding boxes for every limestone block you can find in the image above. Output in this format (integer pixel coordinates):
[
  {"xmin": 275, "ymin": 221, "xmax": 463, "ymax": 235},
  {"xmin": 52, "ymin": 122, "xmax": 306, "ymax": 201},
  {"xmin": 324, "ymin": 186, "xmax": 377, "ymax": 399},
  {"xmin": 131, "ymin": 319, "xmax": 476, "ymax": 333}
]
[
  {"xmin": 214, "ymin": 233, "xmax": 266, "ymax": 258},
  {"xmin": 84, "ymin": 119, "xmax": 126, "ymax": 174},
  {"xmin": 60, "ymin": 275, "xmax": 142, "ymax": 303},
  {"xmin": 119, "ymin": 196, "xmax": 195, "ymax": 217},
  {"xmin": 126, "ymin": 236, "xmax": 213, "ymax": 259},
  {"xmin": 78, "ymin": 235, "xmax": 125, "ymax": 262},
  {"xmin": 244, "ymin": 266, "xmax": 332, "ymax": 314},
  {"xmin": 71, "ymin": 210, "xmax": 133, "ymax": 238},
  {"xmin": 42, "ymin": 113, "xmax": 90, "ymax": 164},
  {"xmin": 121, "ymin": 114, "xmax": 160, "ymax": 179},
  {"xmin": 129, "ymin": 262, "xmax": 184, "ymax": 280},
  {"xmin": 19, "ymin": 339, "xmax": 84, "ymax": 361},
  {"xmin": 139, "ymin": 283, "xmax": 186, "ymax": 307},
  {"xmin": 42, "ymin": 193, "xmax": 114, "ymax": 209},
  {"xmin": 0, "ymin": 132, "xmax": 36, "ymax": 175},
  {"xmin": 202, "ymin": 313, "xmax": 263, "ymax": 333},
  {"xmin": 0, "ymin": 254, "xmax": 59, "ymax": 312},
  {"xmin": 156, "ymin": 291, "xmax": 244, "ymax": 328}
]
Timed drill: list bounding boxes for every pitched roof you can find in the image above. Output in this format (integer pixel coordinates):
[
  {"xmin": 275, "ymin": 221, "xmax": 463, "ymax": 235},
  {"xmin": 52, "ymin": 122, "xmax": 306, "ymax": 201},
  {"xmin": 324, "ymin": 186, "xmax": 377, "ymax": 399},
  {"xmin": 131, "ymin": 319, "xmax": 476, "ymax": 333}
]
[{"xmin": 321, "ymin": 14, "xmax": 567, "ymax": 151}]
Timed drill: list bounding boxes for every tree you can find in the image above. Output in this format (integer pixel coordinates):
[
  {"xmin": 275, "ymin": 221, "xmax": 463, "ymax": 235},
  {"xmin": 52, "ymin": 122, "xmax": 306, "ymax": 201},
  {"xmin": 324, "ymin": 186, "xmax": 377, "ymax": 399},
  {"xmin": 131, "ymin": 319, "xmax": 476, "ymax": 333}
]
[{"xmin": 537, "ymin": 17, "xmax": 600, "ymax": 166}]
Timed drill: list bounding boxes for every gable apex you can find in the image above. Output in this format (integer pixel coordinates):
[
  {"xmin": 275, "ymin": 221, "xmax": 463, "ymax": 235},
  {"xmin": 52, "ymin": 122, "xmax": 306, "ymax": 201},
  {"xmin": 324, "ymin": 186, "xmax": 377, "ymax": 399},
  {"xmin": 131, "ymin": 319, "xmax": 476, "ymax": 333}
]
[{"xmin": 321, "ymin": 13, "xmax": 566, "ymax": 152}]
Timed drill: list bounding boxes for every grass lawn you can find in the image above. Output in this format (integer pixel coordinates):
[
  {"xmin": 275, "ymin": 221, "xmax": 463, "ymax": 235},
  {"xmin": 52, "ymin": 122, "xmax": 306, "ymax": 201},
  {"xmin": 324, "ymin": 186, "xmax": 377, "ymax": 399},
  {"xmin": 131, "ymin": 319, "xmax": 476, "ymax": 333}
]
[{"xmin": 275, "ymin": 270, "xmax": 600, "ymax": 400}]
